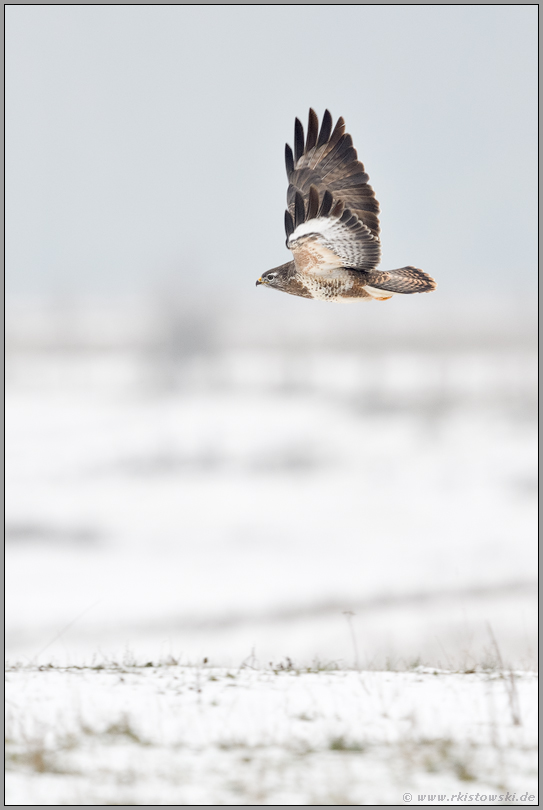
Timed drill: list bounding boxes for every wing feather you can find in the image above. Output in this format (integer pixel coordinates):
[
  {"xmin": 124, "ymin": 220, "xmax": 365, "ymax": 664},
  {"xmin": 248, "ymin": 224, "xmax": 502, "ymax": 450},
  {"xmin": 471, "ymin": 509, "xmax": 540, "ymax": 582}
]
[
  {"xmin": 318, "ymin": 189, "xmax": 333, "ymax": 217},
  {"xmin": 287, "ymin": 191, "xmax": 381, "ymax": 275},
  {"xmin": 317, "ymin": 109, "xmax": 332, "ymax": 148},
  {"xmin": 284, "ymin": 210, "xmax": 294, "ymax": 242},
  {"xmin": 305, "ymin": 108, "xmax": 318, "ymax": 152},
  {"xmin": 285, "ymin": 144, "xmax": 294, "ymax": 178},
  {"xmin": 306, "ymin": 185, "xmax": 319, "ymax": 221},
  {"xmin": 294, "ymin": 191, "xmax": 305, "ymax": 228},
  {"xmin": 294, "ymin": 118, "xmax": 305, "ymax": 162},
  {"xmin": 284, "ymin": 109, "xmax": 381, "ymax": 242}
]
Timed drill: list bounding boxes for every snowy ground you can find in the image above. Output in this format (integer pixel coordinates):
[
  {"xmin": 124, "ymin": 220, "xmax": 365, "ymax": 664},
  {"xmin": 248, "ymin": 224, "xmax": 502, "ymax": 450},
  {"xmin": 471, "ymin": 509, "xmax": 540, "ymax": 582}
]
[
  {"xmin": 5, "ymin": 663, "xmax": 538, "ymax": 806},
  {"xmin": 6, "ymin": 341, "xmax": 537, "ymax": 670},
  {"xmin": 5, "ymin": 297, "xmax": 538, "ymax": 803}
]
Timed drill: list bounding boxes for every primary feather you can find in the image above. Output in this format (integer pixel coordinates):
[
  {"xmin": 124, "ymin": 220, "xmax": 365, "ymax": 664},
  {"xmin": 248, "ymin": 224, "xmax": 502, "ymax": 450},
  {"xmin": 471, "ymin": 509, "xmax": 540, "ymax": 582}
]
[{"xmin": 286, "ymin": 109, "xmax": 380, "ymax": 240}]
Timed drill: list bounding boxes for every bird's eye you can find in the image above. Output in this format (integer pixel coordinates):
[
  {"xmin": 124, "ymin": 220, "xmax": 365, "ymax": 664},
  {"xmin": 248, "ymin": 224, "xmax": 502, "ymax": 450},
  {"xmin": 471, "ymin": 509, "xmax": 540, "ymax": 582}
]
[{"xmin": 267, "ymin": 274, "xmax": 276, "ymax": 281}]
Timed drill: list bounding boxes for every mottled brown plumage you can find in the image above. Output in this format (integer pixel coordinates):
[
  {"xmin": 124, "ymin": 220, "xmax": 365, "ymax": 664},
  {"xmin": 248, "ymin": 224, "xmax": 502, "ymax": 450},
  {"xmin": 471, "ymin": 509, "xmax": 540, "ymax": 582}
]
[{"xmin": 256, "ymin": 110, "xmax": 437, "ymax": 302}]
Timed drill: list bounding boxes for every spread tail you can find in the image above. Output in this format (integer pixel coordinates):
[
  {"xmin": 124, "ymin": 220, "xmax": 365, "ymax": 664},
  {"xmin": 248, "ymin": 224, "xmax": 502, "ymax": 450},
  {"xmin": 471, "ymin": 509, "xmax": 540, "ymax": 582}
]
[{"xmin": 364, "ymin": 266, "xmax": 437, "ymax": 295}]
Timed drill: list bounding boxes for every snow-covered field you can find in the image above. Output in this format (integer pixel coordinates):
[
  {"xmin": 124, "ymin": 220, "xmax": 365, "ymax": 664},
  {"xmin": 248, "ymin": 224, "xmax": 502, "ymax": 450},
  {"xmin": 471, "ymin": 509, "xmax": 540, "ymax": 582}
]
[
  {"xmin": 5, "ymin": 663, "xmax": 538, "ymax": 806},
  {"xmin": 5, "ymin": 297, "xmax": 538, "ymax": 803},
  {"xmin": 6, "ymin": 346, "xmax": 537, "ymax": 668}
]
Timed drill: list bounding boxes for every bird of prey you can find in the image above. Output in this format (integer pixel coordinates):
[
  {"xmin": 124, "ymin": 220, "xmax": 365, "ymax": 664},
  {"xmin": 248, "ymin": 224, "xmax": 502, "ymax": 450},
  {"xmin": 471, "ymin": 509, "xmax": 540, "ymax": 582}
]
[{"xmin": 256, "ymin": 109, "xmax": 436, "ymax": 301}]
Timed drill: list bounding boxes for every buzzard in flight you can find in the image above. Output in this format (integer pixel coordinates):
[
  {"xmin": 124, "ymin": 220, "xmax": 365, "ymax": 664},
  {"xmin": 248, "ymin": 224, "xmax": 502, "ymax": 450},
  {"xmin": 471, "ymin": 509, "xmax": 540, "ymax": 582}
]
[{"xmin": 256, "ymin": 109, "xmax": 436, "ymax": 301}]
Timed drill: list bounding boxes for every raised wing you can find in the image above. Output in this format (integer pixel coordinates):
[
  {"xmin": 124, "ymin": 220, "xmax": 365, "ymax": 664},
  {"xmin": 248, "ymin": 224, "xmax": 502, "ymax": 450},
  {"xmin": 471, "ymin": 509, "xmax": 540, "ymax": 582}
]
[
  {"xmin": 285, "ymin": 109, "xmax": 381, "ymax": 240},
  {"xmin": 286, "ymin": 184, "xmax": 381, "ymax": 276}
]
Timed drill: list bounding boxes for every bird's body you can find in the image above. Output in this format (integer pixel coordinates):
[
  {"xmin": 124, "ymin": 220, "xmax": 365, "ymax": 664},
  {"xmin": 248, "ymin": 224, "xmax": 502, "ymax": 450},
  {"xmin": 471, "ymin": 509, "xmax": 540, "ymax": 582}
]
[{"xmin": 257, "ymin": 109, "xmax": 436, "ymax": 301}]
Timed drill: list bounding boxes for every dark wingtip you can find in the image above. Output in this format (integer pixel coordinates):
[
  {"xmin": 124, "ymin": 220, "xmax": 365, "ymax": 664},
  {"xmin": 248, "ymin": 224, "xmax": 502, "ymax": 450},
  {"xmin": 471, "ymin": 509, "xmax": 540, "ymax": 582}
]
[
  {"xmin": 317, "ymin": 109, "xmax": 332, "ymax": 148},
  {"xmin": 318, "ymin": 189, "xmax": 333, "ymax": 217},
  {"xmin": 294, "ymin": 191, "xmax": 305, "ymax": 228},
  {"xmin": 329, "ymin": 116, "xmax": 345, "ymax": 148},
  {"xmin": 306, "ymin": 185, "xmax": 319, "ymax": 221},
  {"xmin": 294, "ymin": 118, "xmax": 304, "ymax": 162},
  {"xmin": 284, "ymin": 209, "xmax": 294, "ymax": 240},
  {"xmin": 306, "ymin": 108, "xmax": 318, "ymax": 151},
  {"xmin": 285, "ymin": 144, "xmax": 294, "ymax": 177}
]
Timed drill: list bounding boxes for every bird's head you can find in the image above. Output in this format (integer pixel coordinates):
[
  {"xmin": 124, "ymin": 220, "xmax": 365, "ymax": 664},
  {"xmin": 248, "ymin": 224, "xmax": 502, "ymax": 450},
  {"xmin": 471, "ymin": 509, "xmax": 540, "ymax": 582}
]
[{"xmin": 256, "ymin": 261, "xmax": 295, "ymax": 292}]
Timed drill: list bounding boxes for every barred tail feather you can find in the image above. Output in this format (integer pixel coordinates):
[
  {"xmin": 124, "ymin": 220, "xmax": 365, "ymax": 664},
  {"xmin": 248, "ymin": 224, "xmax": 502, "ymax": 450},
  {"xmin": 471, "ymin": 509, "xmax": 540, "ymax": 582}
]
[{"xmin": 365, "ymin": 266, "xmax": 437, "ymax": 295}]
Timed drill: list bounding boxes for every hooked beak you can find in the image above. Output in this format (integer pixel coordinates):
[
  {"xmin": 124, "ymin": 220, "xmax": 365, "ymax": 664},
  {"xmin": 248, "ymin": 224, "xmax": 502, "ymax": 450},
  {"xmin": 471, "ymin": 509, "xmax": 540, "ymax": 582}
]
[{"xmin": 256, "ymin": 277, "xmax": 263, "ymax": 286}]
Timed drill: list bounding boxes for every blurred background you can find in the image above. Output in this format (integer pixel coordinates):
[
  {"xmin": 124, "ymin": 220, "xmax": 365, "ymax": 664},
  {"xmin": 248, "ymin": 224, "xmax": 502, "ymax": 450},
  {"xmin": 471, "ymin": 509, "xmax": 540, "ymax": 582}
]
[{"xmin": 6, "ymin": 6, "xmax": 537, "ymax": 669}]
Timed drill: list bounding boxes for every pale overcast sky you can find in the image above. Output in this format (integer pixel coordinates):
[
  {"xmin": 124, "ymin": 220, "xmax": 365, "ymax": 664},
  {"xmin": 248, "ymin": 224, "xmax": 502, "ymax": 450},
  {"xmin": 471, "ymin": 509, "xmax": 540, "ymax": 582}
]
[{"xmin": 6, "ymin": 5, "xmax": 537, "ymax": 298}]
